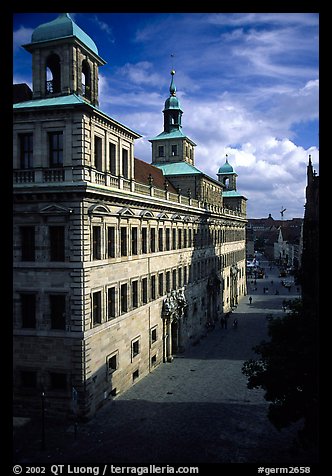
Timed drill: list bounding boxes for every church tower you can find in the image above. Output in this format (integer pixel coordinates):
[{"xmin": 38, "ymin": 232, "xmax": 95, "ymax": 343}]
[
  {"xmin": 22, "ymin": 13, "xmax": 106, "ymax": 106},
  {"xmin": 150, "ymin": 70, "xmax": 196, "ymax": 165}
]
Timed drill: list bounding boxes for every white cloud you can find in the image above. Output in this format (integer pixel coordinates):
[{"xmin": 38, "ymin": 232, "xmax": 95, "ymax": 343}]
[{"xmin": 13, "ymin": 25, "xmax": 33, "ymax": 51}]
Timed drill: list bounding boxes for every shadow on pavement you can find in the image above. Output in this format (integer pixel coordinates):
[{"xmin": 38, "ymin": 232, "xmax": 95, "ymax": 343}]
[{"xmin": 13, "ymin": 398, "xmax": 318, "ymax": 465}]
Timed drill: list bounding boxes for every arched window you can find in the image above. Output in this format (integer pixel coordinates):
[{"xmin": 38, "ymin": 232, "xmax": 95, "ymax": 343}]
[
  {"xmin": 82, "ymin": 60, "xmax": 91, "ymax": 99},
  {"xmin": 45, "ymin": 54, "xmax": 61, "ymax": 94},
  {"xmin": 223, "ymin": 177, "xmax": 230, "ymax": 189}
]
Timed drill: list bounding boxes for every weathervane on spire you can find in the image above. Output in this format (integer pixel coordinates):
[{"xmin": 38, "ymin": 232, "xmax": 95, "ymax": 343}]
[
  {"xmin": 169, "ymin": 54, "xmax": 177, "ymax": 96},
  {"xmin": 170, "ymin": 53, "xmax": 175, "ymax": 72}
]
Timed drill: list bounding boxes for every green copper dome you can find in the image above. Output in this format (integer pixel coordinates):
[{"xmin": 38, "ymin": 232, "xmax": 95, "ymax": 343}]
[
  {"xmin": 31, "ymin": 13, "xmax": 99, "ymax": 55},
  {"xmin": 164, "ymin": 95, "xmax": 181, "ymax": 110},
  {"xmin": 218, "ymin": 157, "xmax": 235, "ymax": 174}
]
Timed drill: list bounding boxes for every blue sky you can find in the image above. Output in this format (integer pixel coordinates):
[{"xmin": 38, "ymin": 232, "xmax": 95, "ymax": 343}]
[{"xmin": 13, "ymin": 12, "xmax": 319, "ymax": 218}]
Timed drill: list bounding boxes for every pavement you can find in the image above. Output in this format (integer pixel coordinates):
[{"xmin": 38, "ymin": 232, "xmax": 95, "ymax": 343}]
[{"xmin": 13, "ymin": 256, "xmax": 319, "ymax": 466}]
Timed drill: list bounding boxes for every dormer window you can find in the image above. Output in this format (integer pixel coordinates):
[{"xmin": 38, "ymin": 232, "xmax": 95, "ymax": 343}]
[{"xmin": 45, "ymin": 53, "xmax": 61, "ymax": 94}]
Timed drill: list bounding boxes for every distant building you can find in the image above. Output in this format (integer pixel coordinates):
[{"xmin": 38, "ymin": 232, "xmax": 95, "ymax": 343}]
[
  {"xmin": 247, "ymin": 215, "xmax": 303, "ymax": 266},
  {"xmin": 13, "ymin": 13, "xmax": 247, "ymax": 418},
  {"xmin": 274, "ymin": 222, "xmax": 303, "ymax": 268}
]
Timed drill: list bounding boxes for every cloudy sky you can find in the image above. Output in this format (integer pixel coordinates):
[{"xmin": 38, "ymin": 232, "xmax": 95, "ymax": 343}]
[{"xmin": 13, "ymin": 12, "xmax": 319, "ymax": 218}]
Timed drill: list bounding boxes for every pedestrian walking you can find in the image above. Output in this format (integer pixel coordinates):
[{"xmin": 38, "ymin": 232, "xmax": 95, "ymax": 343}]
[
  {"xmin": 249, "ymin": 296, "xmax": 252, "ymax": 304},
  {"xmin": 232, "ymin": 318, "xmax": 238, "ymax": 328}
]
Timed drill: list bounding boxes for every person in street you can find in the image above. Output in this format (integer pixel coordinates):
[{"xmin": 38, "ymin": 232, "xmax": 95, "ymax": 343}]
[
  {"xmin": 232, "ymin": 318, "xmax": 238, "ymax": 328},
  {"xmin": 249, "ymin": 296, "xmax": 252, "ymax": 304}
]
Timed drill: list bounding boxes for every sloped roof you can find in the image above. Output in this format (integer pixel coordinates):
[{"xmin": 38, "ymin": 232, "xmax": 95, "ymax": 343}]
[
  {"xmin": 13, "ymin": 94, "xmax": 140, "ymax": 139},
  {"xmin": 154, "ymin": 161, "xmax": 202, "ymax": 176},
  {"xmin": 13, "ymin": 84, "xmax": 32, "ymax": 104},
  {"xmin": 30, "ymin": 13, "xmax": 99, "ymax": 56},
  {"xmin": 134, "ymin": 158, "xmax": 177, "ymax": 193}
]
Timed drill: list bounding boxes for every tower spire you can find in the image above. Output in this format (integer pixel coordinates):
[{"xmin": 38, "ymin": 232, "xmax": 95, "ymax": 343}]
[{"xmin": 169, "ymin": 69, "xmax": 177, "ymax": 96}]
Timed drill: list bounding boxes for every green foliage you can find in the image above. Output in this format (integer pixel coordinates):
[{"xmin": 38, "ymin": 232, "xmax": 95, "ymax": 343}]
[{"xmin": 242, "ymin": 299, "xmax": 319, "ymax": 447}]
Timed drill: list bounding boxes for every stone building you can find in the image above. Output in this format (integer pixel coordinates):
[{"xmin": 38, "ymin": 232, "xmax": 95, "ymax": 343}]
[{"xmin": 13, "ymin": 13, "xmax": 247, "ymax": 418}]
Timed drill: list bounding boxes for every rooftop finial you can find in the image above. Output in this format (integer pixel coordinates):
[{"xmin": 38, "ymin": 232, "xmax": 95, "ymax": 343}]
[{"xmin": 169, "ymin": 68, "xmax": 176, "ymax": 96}]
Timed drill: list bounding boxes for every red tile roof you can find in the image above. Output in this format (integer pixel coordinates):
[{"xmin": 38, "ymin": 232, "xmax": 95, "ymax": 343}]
[{"xmin": 134, "ymin": 157, "xmax": 177, "ymax": 193}]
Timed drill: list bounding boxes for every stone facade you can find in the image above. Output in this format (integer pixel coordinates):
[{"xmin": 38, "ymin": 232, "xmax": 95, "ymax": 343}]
[{"xmin": 13, "ymin": 13, "xmax": 247, "ymax": 419}]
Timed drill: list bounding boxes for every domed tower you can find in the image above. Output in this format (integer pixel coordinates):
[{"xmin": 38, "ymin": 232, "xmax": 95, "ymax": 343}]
[
  {"xmin": 150, "ymin": 70, "xmax": 196, "ymax": 165},
  {"xmin": 217, "ymin": 155, "xmax": 237, "ymax": 191},
  {"xmin": 217, "ymin": 155, "xmax": 247, "ymax": 214},
  {"xmin": 163, "ymin": 69, "xmax": 183, "ymax": 133},
  {"xmin": 22, "ymin": 13, "xmax": 106, "ymax": 106}
]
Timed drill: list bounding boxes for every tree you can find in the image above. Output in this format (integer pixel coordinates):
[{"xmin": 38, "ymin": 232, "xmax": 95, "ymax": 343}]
[{"xmin": 242, "ymin": 299, "xmax": 319, "ymax": 448}]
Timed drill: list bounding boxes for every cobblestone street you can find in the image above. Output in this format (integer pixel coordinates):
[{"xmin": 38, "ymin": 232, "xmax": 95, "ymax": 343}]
[{"xmin": 13, "ymin": 258, "xmax": 319, "ymax": 466}]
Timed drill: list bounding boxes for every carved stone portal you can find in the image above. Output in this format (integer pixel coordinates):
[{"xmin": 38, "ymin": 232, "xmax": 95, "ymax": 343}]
[{"xmin": 162, "ymin": 288, "xmax": 187, "ymax": 362}]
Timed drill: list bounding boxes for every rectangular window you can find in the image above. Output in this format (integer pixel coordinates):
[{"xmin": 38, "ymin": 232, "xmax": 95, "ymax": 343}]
[
  {"xmin": 171, "ymin": 144, "xmax": 178, "ymax": 156},
  {"xmin": 20, "ymin": 226, "xmax": 35, "ymax": 261},
  {"xmin": 184, "ymin": 266, "xmax": 188, "ymax": 284},
  {"xmin": 92, "ymin": 291, "xmax": 102, "ymax": 326},
  {"xmin": 120, "ymin": 227, "xmax": 127, "ymax": 256},
  {"xmin": 21, "ymin": 293, "xmax": 36, "ymax": 328},
  {"xmin": 166, "ymin": 228, "xmax": 170, "ymax": 251},
  {"xmin": 158, "ymin": 273, "xmax": 164, "ymax": 296},
  {"xmin": 120, "ymin": 283, "xmax": 128, "ymax": 314},
  {"xmin": 142, "ymin": 277, "xmax": 148, "ymax": 304},
  {"xmin": 142, "ymin": 228, "xmax": 147, "ymax": 254},
  {"xmin": 172, "ymin": 269, "xmax": 176, "ymax": 289},
  {"xmin": 107, "ymin": 352, "xmax": 118, "ymax": 374},
  {"xmin": 131, "ymin": 227, "xmax": 138, "ymax": 255},
  {"xmin": 109, "ymin": 143, "xmax": 116, "ymax": 175},
  {"xmin": 107, "ymin": 287, "xmax": 116, "ymax": 320},
  {"xmin": 151, "ymin": 327, "xmax": 157, "ymax": 344},
  {"xmin": 178, "ymin": 268, "xmax": 182, "ymax": 287},
  {"xmin": 172, "ymin": 269, "xmax": 177, "ymax": 290},
  {"xmin": 178, "ymin": 229, "xmax": 182, "ymax": 249},
  {"xmin": 19, "ymin": 133, "xmax": 33, "ymax": 169},
  {"xmin": 107, "ymin": 226, "xmax": 115, "ymax": 258},
  {"xmin": 132, "ymin": 338, "xmax": 140, "ymax": 358},
  {"xmin": 49, "ymin": 132, "xmax": 63, "ymax": 167},
  {"xmin": 132, "ymin": 280, "xmax": 138, "ymax": 308},
  {"xmin": 172, "ymin": 229, "xmax": 177, "ymax": 250},
  {"xmin": 94, "ymin": 136, "xmax": 103, "ymax": 171},
  {"xmin": 158, "ymin": 228, "xmax": 163, "ymax": 252},
  {"xmin": 150, "ymin": 228, "xmax": 156, "ymax": 253},
  {"xmin": 166, "ymin": 271, "xmax": 171, "ymax": 293},
  {"xmin": 184, "ymin": 229, "xmax": 187, "ymax": 248},
  {"xmin": 50, "ymin": 226, "xmax": 65, "ymax": 261},
  {"xmin": 92, "ymin": 226, "xmax": 101, "ymax": 260},
  {"xmin": 158, "ymin": 145, "xmax": 164, "ymax": 157},
  {"xmin": 50, "ymin": 294, "xmax": 66, "ymax": 330},
  {"xmin": 50, "ymin": 372, "xmax": 67, "ymax": 390},
  {"xmin": 122, "ymin": 148, "xmax": 129, "ymax": 179},
  {"xmin": 151, "ymin": 275, "xmax": 156, "ymax": 300},
  {"xmin": 21, "ymin": 370, "xmax": 37, "ymax": 388},
  {"xmin": 133, "ymin": 369, "xmax": 139, "ymax": 381}
]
